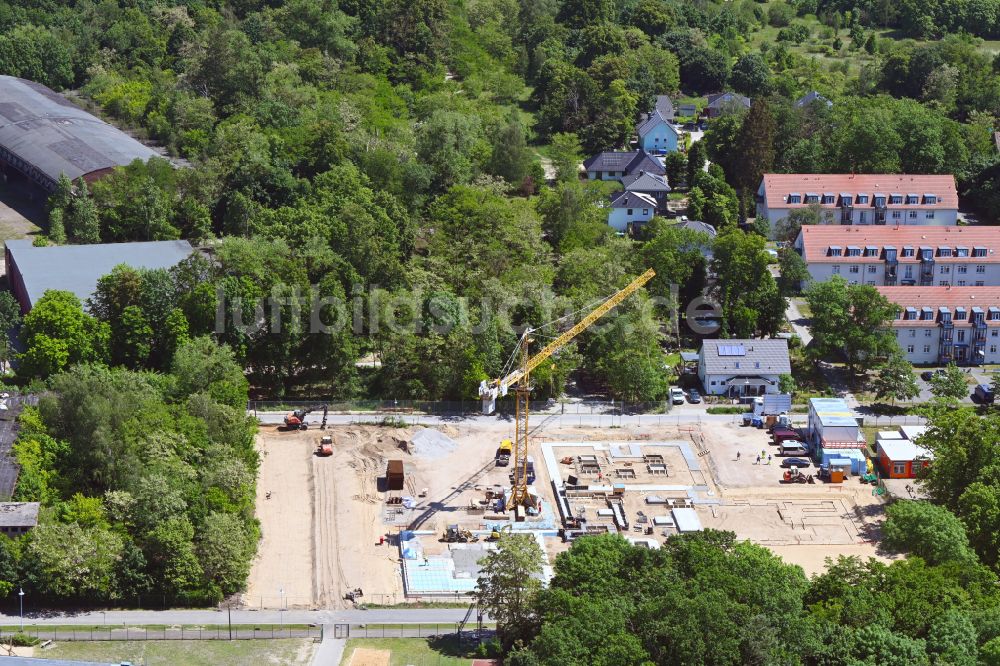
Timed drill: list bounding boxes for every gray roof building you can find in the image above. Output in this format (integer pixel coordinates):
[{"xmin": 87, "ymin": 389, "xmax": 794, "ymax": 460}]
[
  {"xmin": 699, "ymin": 339, "xmax": 790, "ymax": 376},
  {"xmin": 655, "ymin": 95, "xmax": 675, "ymax": 119},
  {"xmin": 609, "ymin": 191, "xmax": 657, "ymax": 209},
  {"xmin": 794, "ymin": 91, "xmax": 832, "ymax": 109},
  {"xmin": 5, "ymin": 239, "xmax": 194, "ymax": 313},
  {"xmin": 0, "ymin": 76, "xmax": 161, "ymax": 191},
  {"xmin": 622, "ymin": 171, "xmax": 671, "ymax": 194},
  {"xmin": 706, "ymin": 92, "xmax": 751, "ymax": 117},
  {"xmin": 677, "ymin": 220, "xmax": 717, "ymax": 238},
  {"xmin": 583, "ymin": 150, "xmax": 666, "ymax": 177},
  {"xmin": 0, "ymin": 502, "xmax": 39, "ymax": 536}
]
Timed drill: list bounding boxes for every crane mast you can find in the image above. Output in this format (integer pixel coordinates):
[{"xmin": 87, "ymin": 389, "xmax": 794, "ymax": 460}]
[{"xmin": 483, "ymin": 268, "xmax": 656, "ymax": 510}]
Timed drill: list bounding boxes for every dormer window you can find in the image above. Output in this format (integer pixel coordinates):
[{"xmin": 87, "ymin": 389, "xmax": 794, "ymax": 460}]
[
  {"xmin": 938, "ymin": 247, "xmax": 952, "ymax": 257},
  {"xmin": 828, "ymin": 246, "xmax": 842, "ymax": 257},
  {"xmin": 956, "ymin": 246, "xmax": 969, "ymax": 257},
  {"xmin": 864, "ymin": 246, "xmax": 878, "ymax": 257},
  {"xmin": 874, "ymin": 195, "xmax": 886, "ymax": 207},
  {"xmin": 990, "ymin": 307, "xmax": 1000, "ymax": 321},
  {"xmin": 924, "ymin": 194, "xmax": 937, "ymax": 204},
  {"xmin": 805, "ymin": 193, "xmax": 819, "ymax": 204},
  {"xmin": 846, "ymin": 246, "xmax": 861, "ymax": 257},
  {"xmin": 939, "ymin": 307, "xmax": 951, "ymax": 323},
  {"xmin": 857, "ymin": 194, "xmax": 869, "ymax": 205},
  {"xmin": 921, "ymin": 307, "xmax": 934, "ymax": 321},
  {"xmin": 956, "ymin": 307, "xmax": 967, "ymax": 321},
  {"xmin": 905, "ymin": 307, "xmax": 917, "ymax": 321},
  {"xmin": 840, "ymin": 193, "xmax": 853, "ymax": 206},
  {"xmin": 920, "ymin": 247, "xmax": 933, "ymax": 260},
  {"xmin": 822, "ymin": 193, "xmax": 835, "ymax": 204},
  {"xmin": 890, "ymin": 194, "xmax": 903, "ymax": 204},
  {"xmin": 906, "ymin": 194, "xmax": 919, "ymax": 204},
  {"xmin": 787, "ymin": 193, "xmax": 801, "ymax": 204},
  {"xmin": 973, "ymin": 246, "xmax": 988, "ymax": 258},
  {"xmin": 902, "ymin": 246, "xmax": 915, "ymax": 257}
]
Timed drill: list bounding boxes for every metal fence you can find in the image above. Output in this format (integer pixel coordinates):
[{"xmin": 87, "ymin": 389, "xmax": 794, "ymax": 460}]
[
  {"xmin": 335, "ymin": 624, "xmax": 495, "ymax": 639},
  {"xmin": 2, "ymin": 624, "xmax": 323, "ymax": 642},
  {"xmin": 248, "ymin": 399, "xmax": 675, "ymax": 416}
]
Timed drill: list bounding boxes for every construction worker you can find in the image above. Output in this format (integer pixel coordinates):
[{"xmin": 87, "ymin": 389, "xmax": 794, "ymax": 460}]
[
  {"xmin": 755, "ymin": 454, "xmax": 761, "ymax": 465},
  {"xmin": 736, "ymin": 451, "xmax": 741, "ymax": 462},
  {"xmin": 767, "ymin": 454, "xmax": 773, "ymax": 465}
]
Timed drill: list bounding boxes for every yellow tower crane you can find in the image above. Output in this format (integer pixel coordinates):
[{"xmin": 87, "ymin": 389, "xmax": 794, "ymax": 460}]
[{"xmin": 478, "ymin": 268, "xmax": 656, "ymax": 509}]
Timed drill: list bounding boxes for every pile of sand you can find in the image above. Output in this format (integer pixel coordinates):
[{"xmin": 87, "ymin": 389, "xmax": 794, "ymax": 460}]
[{"xmin": 410, "ymin": 428, "xmax": 458, "ymax": 459}]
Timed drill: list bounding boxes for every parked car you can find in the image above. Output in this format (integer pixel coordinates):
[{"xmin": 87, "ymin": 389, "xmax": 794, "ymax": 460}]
[
  {"xmin": 771, "ymin": 428, "xmax": 800, "ymax": 445},
  {"xmin": 687, "ymin": 389, "xmax": 702, "ymax": 403},
  {"xmin": 780, "ymin": 457, "xmax": 811, "ymax": 469},
  {"xmin": 975, "ymin": 383, "xmax": 995, "ymax": 404},
  {"xmin": 778, "ymin": 442, "xmax": 809, "ymax": 457},
  {"xmin": 670, "ymin": 387, "xmax": 686, "ymax": 405},
  {"xmin": 920, "ymin": 369, "xmax": 945, "ymax": 381}
]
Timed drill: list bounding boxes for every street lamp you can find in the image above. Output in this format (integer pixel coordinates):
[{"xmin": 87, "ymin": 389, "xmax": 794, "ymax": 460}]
[
  {"xmin": 279, "ymin": 587, "xmax": 285, "ymax": 628},
  {"xmin": 18, "ymin": 587, "xmax": 24, "ymax": 632}
]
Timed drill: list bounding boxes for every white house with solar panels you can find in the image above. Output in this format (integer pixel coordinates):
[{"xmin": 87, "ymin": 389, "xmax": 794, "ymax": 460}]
[{"xmin": 697, "ymin": 339, "xmax": 791, "ymax": 397}]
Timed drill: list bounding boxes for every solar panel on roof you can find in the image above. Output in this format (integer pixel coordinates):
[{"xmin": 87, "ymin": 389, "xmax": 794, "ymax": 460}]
[{"xmin": 718, "ymin": 344, "xmax": 745, "ymax": 356}]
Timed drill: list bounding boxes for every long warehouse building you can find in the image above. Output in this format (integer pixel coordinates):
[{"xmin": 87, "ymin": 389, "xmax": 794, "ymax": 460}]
[{"xmin": 0, "ymin": 76, "xmax": 160, "ymax": 191}]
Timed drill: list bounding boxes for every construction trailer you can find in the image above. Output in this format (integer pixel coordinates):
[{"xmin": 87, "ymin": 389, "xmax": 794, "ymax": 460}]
[{"xmin": 386, "ymin": 459, "xmax": 405, "ymax": 490}]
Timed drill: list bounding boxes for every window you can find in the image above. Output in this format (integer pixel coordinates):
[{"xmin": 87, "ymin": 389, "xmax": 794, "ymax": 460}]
[
  {"xmin": 890, "ymin": 195, "xmax": 903, "ymax": 204},
  {"xmin": 822, "ymin": 194, "xmax": 835, "ymax": 204},
  {"xmin": 874, "ymin": 196, "xmax": 886, "ymax": 207},
  {"xmin": 857, "ymin": 195, "xmax": 869, "ymax": 204},
  {"xmin": 847, "ymin": 247, "xmax": 861, "ymax": 257},
  {"xmin": 993, "ymin": 330, "xmax": 998, "ymax": 338},
  {"xmin": 864, "ymin": 247, "xmax": 878, "ymax": 257},
  {"xmin": 924, "ymin": 345, "xmax": 931, "ymax": 353},
  {"xmin": 977, "ymin": 281, "xmax": 986, "ymax": 287},
  {"xmin": 893, "ymin": 462, "xmax": 907, "ymax": 475},
  {"xmin": 805, "ymin": 194, "xmax": 819, "ymax": 204},
  {"xmin": 940, "ymin": 266, "xmax": 951, "ymax": 274},
  {"xmin": 925, "ymin": 195, "xmax": 937, "ymax": 204},
  {"xmin": 993, "ymin": 345, "xmax": 998, "ymax": 354},
  {"xmin": 832, "ymin": 265, "xmax": 841, "ymax": 274},
  {"xmin": 627, "ymin": 209, "xmax": 633, "ymax": 215},
  {"xmin": 867, "ymin": 280, "xmax": 875, "ymax": 285},
  {"xmin": 958, "ymin": 280, "xmax": 966, "ymax": 286},
  {"xmin": 892, "ymin": 211, "xmax": 902, "ymax": 219},
  {"xmin": 958, "ymin": 331, "xmax": 966, "ymax": 342},
  {"xmin": 907, "ymin": 345, "xmax": 914, "ymax": 353},
  {"xmin": 867, "ymin": 265, "xmax": 877, "ymax": 273},
  {"xmin": 956, "ymin": 309, "xmax": 967, "ymax": 321},
  {"xmin": 958, "ymin": 265, "xmax": 968, "ymax": 274},
  {"xmin": 926, "ymin": 212, "xmax": 935, "ymax": 219},
  {"xmin": 977, "ymin": 265, "xmax": 986, "ymax": 273},
  {"xmin": 973, "ymin": 247, "xmax": 988, "ymax": 257},
  {"xmin": 904, "ymin": 266, "xmax": 914, "ymax": 278},
  {"xmin": 859, "ymin": 211, "xmax": 868, "ymax": 223},
  {"xmin": 788, "ymin": 194, "xmax": 801, "ymax": 204},
  {"xmin": 908, "ymin": 211, "xmax": 917, "ymax": 219},
  {"xmin": 957, "ymin": 248, "xmax": 969, "ymax": 257},
  {"xmin": 642, "ymin": 209, "xmax": 649, "ymax": 215},
  {"xmin": 925, "ymin": 330, "xmax": 932, "ymax": 337},
  {"xmin": 939, "ymin": 281, "xmax": 950, "ymax": 286},
  {"xmin": 909, "ymin": 330, "xmax": 916, "ymax": 337},
  {"xmin": 938, "ymin": 247, "xmax": 952, "ymax": 257},
  {"xmin": 906, "ymin": 195, "xmax": 919, "ymax": 204},
  {"xmin": 850, "ymin": 265, "xmax": 860, "ymax": 273}
]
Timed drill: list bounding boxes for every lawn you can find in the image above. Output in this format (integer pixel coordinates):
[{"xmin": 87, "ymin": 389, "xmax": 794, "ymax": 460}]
[
  {"xmin": 340, "ymin": 637, "xmax": 478, "ymax": 665},
  {"xmin": 31, "ymin": 638, "xmax": 315, "ymax": 665}
]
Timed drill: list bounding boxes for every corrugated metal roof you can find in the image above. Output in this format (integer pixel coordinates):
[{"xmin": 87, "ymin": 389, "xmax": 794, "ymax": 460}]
[
  {"xmin": 0, "ymin": 76, "xmax": 160, "ymax": 187},
  {"xmin": 7, "ymin": 239, "xmax": 193, "ymax": 309},
  {"xmin": 809, "ymin": 398, "xmax": 858, "ymax": 427}
]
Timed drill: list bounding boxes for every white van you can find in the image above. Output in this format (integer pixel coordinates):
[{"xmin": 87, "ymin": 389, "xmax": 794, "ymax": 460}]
[{"xmin": 778, "ymin": 442, "xmax": 808, "ymax": 457}]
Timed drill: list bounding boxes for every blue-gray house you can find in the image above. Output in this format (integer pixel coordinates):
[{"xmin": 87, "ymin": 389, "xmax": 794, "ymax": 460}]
[{"xmin": 636, "ymin": 110, "xmax": 680, "ymax": 154}]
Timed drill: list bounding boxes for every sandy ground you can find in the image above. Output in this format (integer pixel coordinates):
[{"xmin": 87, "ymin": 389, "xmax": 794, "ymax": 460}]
[
  {"xmin": 347, "ymin": 647, "xmax": 390, "ymax": 666},
  {"xmin": 247, "ymin": 417, "xmax": 894, "ymax": 608}
]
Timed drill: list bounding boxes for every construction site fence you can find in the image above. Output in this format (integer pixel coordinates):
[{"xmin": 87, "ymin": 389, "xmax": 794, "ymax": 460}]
[
  {"xmin": 340, "ymin": 624, "xmax": 494, "ymax": 639},
  {"xmin": 1, "ymin": 624, "xmax": 323, "ymax": 642},
  {"xmin": 249, "ymin": 399, "xmax": 676, "ymax": 416}
]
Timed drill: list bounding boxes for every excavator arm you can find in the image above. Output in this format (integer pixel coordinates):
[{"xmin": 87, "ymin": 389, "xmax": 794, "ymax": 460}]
[{"xmin": 478, "ymin": 268, "xmax": 656, "ymax": 414}]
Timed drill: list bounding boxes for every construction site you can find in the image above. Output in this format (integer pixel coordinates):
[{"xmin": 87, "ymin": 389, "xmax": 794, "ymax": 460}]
[{"xmin": 244, "ymin": 271, "xmax": 894, "ymax": 610}]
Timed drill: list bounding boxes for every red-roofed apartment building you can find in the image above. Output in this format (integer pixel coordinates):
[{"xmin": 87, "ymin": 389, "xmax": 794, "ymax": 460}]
[
  {"xmin": 756, "ymin": 174, "xmax": 958, "ymax": 233},
  {"xmin": 793, "ymin": 226, "xmax": 1000, "ymax": 290},
  {"xmin": 880, "ymin": 286, "xmax": 1000, "ymax": 365}
]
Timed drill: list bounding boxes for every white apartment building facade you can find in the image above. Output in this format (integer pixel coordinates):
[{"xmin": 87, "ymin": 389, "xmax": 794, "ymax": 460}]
[
  {"xmin": 794, "ymin": 226, "xmax": 1000, "ymax": 290},
  {"xmin": 880, "ymin": 287, "xmax": 1000, "ymax": 366},
  {"xmin": 757, "ymin": 174, "xmax": 959, "ymax": 233}
]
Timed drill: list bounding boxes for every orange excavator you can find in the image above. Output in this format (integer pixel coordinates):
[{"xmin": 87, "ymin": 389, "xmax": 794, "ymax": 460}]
[{"xmin": 283, "ymin": 404, "xmax": 328, "ymax": 430}]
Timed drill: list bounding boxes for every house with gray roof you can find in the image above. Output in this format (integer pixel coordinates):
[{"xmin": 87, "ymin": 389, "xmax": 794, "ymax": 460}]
[
  {"xmin": 794, "ymin": 90, "xmax": 832, "ymax": 109},
  {"xmin": 583, "ymin": 149, "xmax": 665, "ymax": 181},
  {"xmin": 0, "ymin": 76, "xmax": 162, "ymax": 191},
  {"xmin": 622, "ymin": 171, "xmax": 671, "ymax": 208},
  {"xmin": 0, "ymin": 502, "xmax": 40, "ymax": 537},
  {"xmin": 607, "ymin": 191, "xmax": 657, "ymax": 232},
  {"xmin": 706, "ymin": 92, "xmax": 751, "ymax": 118},
  {"xmin": 6, "ymin": 239, "xmax": 194, "ymax": 313},
  {"xmin": 636, "ymin": 110, "xmax": 680, "ymax": 154},
  {"xmin": 654, "ymin": 95, "xmax": 675, "ymax": 120},
  {"xmin": 698, "ymin": 339, "xmax": 790, "ymax": 397}
]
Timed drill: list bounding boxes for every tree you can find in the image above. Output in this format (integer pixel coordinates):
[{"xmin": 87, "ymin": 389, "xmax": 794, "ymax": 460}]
[
  {"xmin": 777, "ymin": 248, "xmax": 809, "ymax": 295},
  {"xmin": 805, "ymin": 276, "xmax": 898, "ymax": 372},
  {"xmin": 730, "ymin": 53, "xmax": 771, "ymax": 97},
  {"xmin": 490, "ymin": 114, "xmax": 536, "ymax": 189},
  {"xmin": 417, "ymin": 111, "xmax": 488, "ymax": 191},
  {"xmin": 686, "ymin": 141, "xmax": 706, "ymax": 188},
  {"xmin": 476, "ymin": 533, "xmax": 545, "ymax": 649},
  {"xmin": 731, "ymin": 100, "xmax": 775, "ymax": 214},
  {"xmin": 883, "ymin": 501, "xmax": 974, "ymax": 565},
  {"xmin": 198, "ymin": 512, "xmax": 257, "ymax": 594},
  {"xmin": 65, "ymin": 179, "xmax": 101, "ymax": 244},
  {"xmin": 19, "ymin": 291, "xmax": 109, "ymax": 378},
  {"xmin": 548, "ymin": 133, "xmax": 584, "ymax": 183},
  {"xmin": 24, "ymin": 522, "xmax": 123, "ymax": 599},
  {"xmin": 536, "ymin": 180, "xmax": 610, "ymax": 254},
  {"xmin": 662, "ymin": 151, "xmax": 687, "ymax": 190},
  {"xmin": 48, "ymin": 208, "xmax": 66, "ymax": 244},
  {"xmin": 871, "ymin": 354, "xmax": 920, "ymax": 407},
  {"xmin": 778, "ymin": 373, "xmax": 797, "ymax": 395},
  {"xmin": 929, "ymin": 363, "xmax": 967, "ymax": 404},
  {"xmin": 711, "ymin": 228, "xmax": 785, "ymax": 338},
  {"xmin": 773, "ymin": 204, "xmax": 833, "ymax": 243}
]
